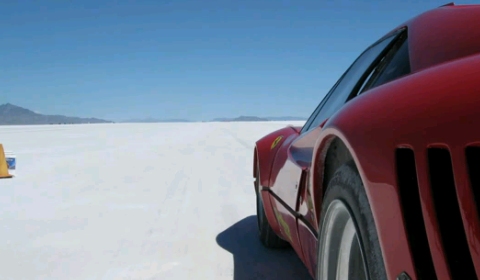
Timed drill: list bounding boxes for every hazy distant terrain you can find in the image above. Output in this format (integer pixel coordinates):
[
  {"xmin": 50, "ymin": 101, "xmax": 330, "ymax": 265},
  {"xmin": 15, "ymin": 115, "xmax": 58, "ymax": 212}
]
[
  {"xmin": 0, "ymin": 103, "xmax": 112, "ymax": 125},
  {"xmin": 212, "ymin": 116, "xmax": 307, "ymax": 122},
  {"xmin": 121, "ymin": 118, "xmax": 192, "ymax": 123},
  {"xmin": 0, "ymin": 103, "xmax": 306, "ymax": 125},
  {"xmin": 121, "ymin": 116, "xmax": 307, "ymax": 123},
  {"xmin": 212, "ymin": 116, "xmax": 269, "ymax": 122}
]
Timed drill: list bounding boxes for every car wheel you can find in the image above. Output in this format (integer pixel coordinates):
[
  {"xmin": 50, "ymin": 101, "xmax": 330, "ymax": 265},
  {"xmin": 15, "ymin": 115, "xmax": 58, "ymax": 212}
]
[
  {"xmin": 255, "ymin": 164, "xmax": 289, "ymax": 249},
  {"xmin": 316, "ymin": 161, "xmax": 387, "ymax": 280}
]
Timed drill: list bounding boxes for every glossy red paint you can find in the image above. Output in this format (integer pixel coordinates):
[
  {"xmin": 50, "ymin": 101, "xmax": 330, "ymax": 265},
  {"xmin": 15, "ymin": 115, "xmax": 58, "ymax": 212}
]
[
  {"xmin": 253, "ymin": 4, "xmax": 480, "ymax": 280},
  {"xmin": 255, "ymin": 126, "xmax": 301, "ymax": 188},
  {"xmin": 297, "ymin": 219, "xmax": 317, "ymax": 276},
  {"xmin": 325, "ymin": 53, "xmax": 480, "ymax": 279},
  {"xmin": 406, "ymin": 5, "xmax": 480, "ymax": 73},
  {"xmin": 289, "ymin": 125, "xmax": 303, "ymax": 134},
  {"xmin": 289, "ymin": 126, "xmax": 325, "ymax": 231},
  {"xmin": 259, "ymin": 190, "xmax": 283, "ymax": 239},
  {"xmin": 271, "ymin": 200, "xmax": 308, "ymax": 264}
]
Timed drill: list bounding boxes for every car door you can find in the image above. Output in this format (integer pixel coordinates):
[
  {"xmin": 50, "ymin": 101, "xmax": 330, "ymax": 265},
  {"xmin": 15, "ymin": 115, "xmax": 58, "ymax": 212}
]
[{"xmin": 269, "ymin": 27, "xmax": 411, "ymax": 270}]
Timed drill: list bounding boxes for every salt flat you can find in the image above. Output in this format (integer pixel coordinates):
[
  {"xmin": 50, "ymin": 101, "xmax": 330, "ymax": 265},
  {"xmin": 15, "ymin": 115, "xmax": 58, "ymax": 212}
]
[{"xmin": 0, "ymin": 121, "xmax": 312, "ymax": 280}]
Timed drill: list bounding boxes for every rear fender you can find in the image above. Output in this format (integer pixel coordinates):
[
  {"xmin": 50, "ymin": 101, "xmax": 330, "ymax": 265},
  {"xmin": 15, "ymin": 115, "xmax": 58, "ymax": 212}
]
[
  {"xmin": 314, "ymin": 55, "xmax": 480, "ymax": 279},
  {"xmin": 311, "ymin": 126, "xmax": 415, "ymax": 280},
  {"xmin": 254, "ymin": 126, "xmax": 300, "ymax": 188}
]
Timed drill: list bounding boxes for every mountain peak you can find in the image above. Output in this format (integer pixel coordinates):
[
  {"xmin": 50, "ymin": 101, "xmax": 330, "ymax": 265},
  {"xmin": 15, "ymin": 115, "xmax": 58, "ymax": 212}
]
[
  {"xmin": 0, "ymin": 103, "xmax": 112, "ymax": 125},
  {"xmin": 1, "ymin": 103, "xmax": 22, "ymax": 108},
  {"xmin": 0, "ymin": 103, "xmax": 36, "ymax": 116}
]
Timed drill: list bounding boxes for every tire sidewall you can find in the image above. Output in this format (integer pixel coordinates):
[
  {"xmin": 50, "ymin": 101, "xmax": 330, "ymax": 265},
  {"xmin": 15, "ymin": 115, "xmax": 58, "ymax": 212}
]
[{"xmin": 317, "ymin": 163, "xmax": 387, "ymax": 280}]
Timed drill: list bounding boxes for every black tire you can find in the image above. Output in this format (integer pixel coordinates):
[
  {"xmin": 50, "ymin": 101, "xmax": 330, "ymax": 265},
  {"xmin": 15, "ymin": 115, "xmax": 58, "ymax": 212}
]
[
  {"xmin": 255, "ymin": 164, "xmax": 289, "ymax": 249},
  {"xmin": 316, "ymin": 161, "xmax": 387, "ymax": 280}
]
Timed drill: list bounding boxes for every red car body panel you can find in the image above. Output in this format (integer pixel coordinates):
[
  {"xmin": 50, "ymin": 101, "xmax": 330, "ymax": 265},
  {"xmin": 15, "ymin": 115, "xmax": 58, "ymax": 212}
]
[
  {"xmin": 254, "ymin": 126, "xmax": 302, "ymax": 188},
  {"xmin": 329, "ymin": 55, "xmax": 480, "ymax": 279},
  {"xmin": 254, "ymin": 125, "xmax": 304, "ymax": 255},
  {"xmin": 404, "ymin": 5, "xmax": 480, "ymax": 73},
  {"xmin": 254, "ymin": 4, "xmax": 480, "ymax": 280}
]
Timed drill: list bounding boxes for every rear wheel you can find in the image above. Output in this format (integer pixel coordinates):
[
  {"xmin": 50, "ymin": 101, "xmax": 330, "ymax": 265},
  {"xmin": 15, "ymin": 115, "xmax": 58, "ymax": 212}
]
[
  {"xmin": 316, "ymin": 162, "xmax": 386, "ymax": 280},
  {"xmin": 255, "ymin": 164, "xmax": 289, "ymax": 248}
]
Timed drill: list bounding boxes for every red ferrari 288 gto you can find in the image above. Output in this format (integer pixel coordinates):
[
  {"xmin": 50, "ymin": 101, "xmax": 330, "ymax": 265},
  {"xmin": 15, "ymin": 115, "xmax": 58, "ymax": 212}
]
[{"xmin": 253, "ymin": 3, "xmax": 480, "ymax": 280}]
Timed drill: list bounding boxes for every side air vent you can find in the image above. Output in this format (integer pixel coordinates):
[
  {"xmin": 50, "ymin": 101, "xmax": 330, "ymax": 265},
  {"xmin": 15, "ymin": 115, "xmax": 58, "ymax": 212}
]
[
  {"xmin": 395, "ymin": 148, "xmax": 436, "ymax": 279},
  {"xmin": 427, "ymin": 148, "xmax": 476, "ymax": 279},
  {"xmin": 465, "ymin": 146, "xmax": 480, "ymax": 231}
]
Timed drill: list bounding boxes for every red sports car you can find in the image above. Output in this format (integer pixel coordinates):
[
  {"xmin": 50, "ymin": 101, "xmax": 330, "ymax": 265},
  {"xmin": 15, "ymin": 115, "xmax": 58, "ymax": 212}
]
[{"xmin": 253, "ymin": 3, "xmax": 480, "ymax": 280}]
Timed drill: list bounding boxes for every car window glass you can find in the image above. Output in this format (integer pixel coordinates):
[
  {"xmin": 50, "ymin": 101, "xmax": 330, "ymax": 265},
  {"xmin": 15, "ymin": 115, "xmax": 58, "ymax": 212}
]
[
  {"xmin": 300, "ymin": 100, "xmax": 323, "ymax": 134},
  {"xmin": 300, "ymin": 77, "xmax": 343, "ymax": 134},
  {"xmin": 368, "ymin": 36, "xmax": 410, "ymax": 89},
  {"xmin": 304, "ymin": 34, "xmax": 398, "ymax": 132},
  {"xmin": 356, "ymin": 32, "xmax": 410, "ymax": 96},
  {"xmin": 357, "ymin": 67, "xmax": 377, "ymax": 94}
]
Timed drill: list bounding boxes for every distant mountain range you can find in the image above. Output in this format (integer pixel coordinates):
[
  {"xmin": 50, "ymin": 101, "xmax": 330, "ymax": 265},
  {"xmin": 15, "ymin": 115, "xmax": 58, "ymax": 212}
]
[
  {"xmin": 0, "ymin": 103, "xmax": 112, "ymax": 125},
  {"xmin": 266, "ymin": 116, "xmax": 307, "ymax": 121},
  {"xmin": 120, "ymin": 118, "xmax": 192, "ymax": 123},
  {"xmin": 122, "ymin": 116, "xmax": 306, "ymax": 123},
  {"xmin": 211, "ymin": 116, "xmax": 307, "ymax": 122},
  {"xmin": 212, "ymin": 116, "xmax": 268, "ymax": 122},
  {"xmin": 0, "ymin": 103, "xmax": 306, "ymax": 125}
]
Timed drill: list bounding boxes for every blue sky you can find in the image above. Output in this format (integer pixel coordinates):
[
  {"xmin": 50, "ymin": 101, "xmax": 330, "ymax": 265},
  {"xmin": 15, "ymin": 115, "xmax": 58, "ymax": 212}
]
[{"xmin": 0, "ymin": 0, "xmax": 470, "ymax": 121}]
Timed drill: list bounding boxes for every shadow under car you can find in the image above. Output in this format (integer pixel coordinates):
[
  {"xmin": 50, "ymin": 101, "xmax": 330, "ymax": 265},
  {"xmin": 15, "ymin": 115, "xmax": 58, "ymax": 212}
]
[{"xmin": 216, "ymin": 215, "xmax": 313, "ymax": 280}]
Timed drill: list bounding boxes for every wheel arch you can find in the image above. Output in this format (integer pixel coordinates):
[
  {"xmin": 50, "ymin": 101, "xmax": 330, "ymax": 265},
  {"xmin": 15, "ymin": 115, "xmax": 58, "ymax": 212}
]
[
  {"xmin": 320, "ymin": 137, "xmax": 354, "ymax": 198},
  {"xmin": 311, "ymin": 132, "xmax": 357, "ymax": 224},
  {"xmin": 311, "ymin": 126, "xmax": 417, "ymax": 280}
]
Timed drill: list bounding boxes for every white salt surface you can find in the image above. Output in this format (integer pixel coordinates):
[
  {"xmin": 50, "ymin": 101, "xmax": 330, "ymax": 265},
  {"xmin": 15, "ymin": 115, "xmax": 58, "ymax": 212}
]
[{"xmin": 0, "ymin": 121, "xmax": 313, "ymax": 280}]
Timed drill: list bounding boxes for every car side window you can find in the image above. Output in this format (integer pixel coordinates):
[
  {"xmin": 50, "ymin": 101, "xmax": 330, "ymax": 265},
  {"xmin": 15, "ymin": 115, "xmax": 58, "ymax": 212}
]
[
  {"xmin": 302, "ymin": 32, "xmax": 399, "ymax": 133},
  {"xmin": 300, "ymin": 100, "xmax": 324, "ymax": 134},
  {"xmin": 300, "ymin": 77, "xmax": 344, "ymax": 134},
  {"xmin": 358, "ymin": 32, "xmax": 410, "ymax": 94}
]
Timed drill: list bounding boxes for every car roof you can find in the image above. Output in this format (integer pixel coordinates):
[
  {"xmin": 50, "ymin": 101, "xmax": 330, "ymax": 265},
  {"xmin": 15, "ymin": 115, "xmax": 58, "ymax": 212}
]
[{"xmin": 384, "ymin": 3, "xmax": 480, "ymax": 72}]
